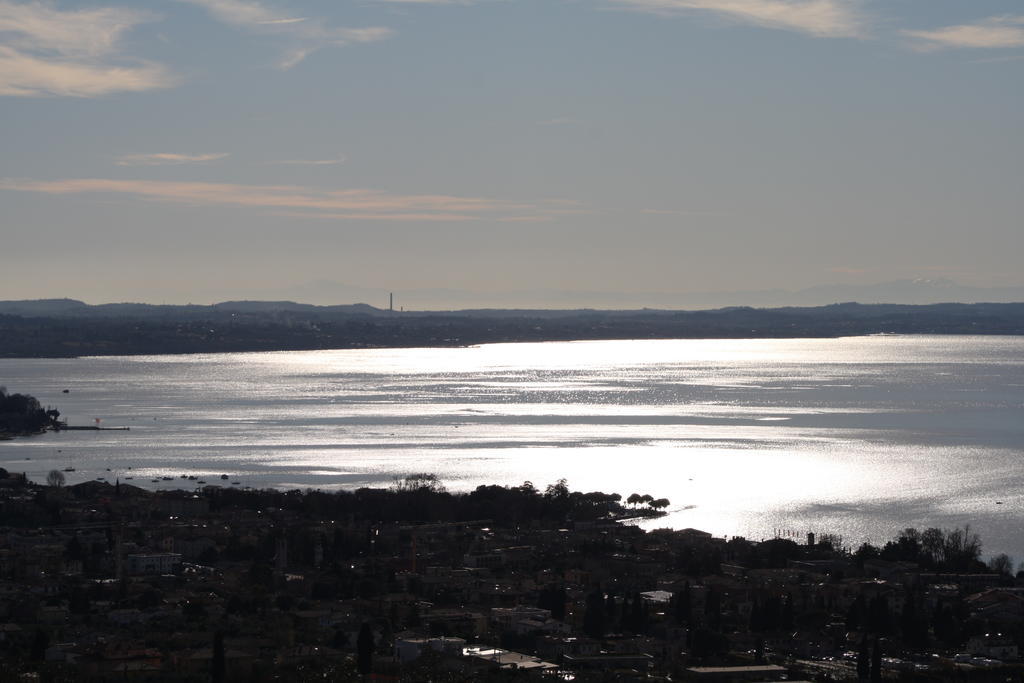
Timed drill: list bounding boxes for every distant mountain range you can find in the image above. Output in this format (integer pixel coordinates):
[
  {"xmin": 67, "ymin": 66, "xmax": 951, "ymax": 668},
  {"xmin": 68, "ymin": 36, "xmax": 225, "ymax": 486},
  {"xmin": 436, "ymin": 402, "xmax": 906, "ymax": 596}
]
[
  {"xmin": 2, "ymin": 297, "xmax": 1024, "ymax": 358},
  {"xmin": 0, "ymin": 298, "xmax": 381, "ymax": 319},
  {"xmin": 5, "ymin": 279, "xmax": 1024, "ymax": 317},
  {"xmin": 252, "ymin": 278, "xmax": 1024, "ymax": 311}
]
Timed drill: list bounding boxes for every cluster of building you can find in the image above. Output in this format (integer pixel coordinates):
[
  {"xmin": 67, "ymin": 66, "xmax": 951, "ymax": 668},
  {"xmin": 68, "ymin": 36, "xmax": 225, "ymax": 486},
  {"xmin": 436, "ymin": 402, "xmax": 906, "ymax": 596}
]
[{"xmin": 1, "ymin": 470, "xmax": 1022, "ymax": 681}]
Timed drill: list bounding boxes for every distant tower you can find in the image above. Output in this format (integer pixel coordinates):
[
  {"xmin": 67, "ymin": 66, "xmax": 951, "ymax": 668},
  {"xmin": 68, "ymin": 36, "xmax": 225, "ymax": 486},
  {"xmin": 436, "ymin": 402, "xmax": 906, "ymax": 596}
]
[
  {"xmin": 807, "ymin": 532, "xmax": 815, "ymax": 547},
  {"xmin": 389, "ymin": 292, "xmax": 393, "ymax": 312}
]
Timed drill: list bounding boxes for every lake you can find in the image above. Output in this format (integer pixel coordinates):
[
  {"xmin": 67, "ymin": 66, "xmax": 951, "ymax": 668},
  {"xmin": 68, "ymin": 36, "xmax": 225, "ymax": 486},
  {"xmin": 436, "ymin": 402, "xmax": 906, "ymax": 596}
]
[{"xmin": 2, "ymin": 335, "xmax": 1022, "ymax": 560}]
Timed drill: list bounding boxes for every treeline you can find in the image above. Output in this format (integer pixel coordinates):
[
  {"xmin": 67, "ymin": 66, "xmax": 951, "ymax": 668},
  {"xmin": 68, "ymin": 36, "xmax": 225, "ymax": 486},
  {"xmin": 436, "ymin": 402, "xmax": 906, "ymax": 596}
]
[
  {"xmin": 0, "ymin": 388, "xmax": 60, "ymax": 435},
  {"xmin": 853, "ymin": 526, "xmax": 991, "ymax": 573},
  {"xmin": 3, "ymin": 301, "xmax": 1024, "ymax": 357},
  {"xmin": 201, "ymin": 476, "xmax": 665, "ymax": 527}
]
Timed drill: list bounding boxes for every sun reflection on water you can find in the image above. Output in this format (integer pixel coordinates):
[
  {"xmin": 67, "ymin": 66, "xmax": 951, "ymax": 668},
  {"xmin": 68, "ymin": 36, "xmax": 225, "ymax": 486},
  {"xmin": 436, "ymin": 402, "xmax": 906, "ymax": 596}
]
[{"xmin": 1, "ymin": 336, "xmax": 1023, "ymax": 556}]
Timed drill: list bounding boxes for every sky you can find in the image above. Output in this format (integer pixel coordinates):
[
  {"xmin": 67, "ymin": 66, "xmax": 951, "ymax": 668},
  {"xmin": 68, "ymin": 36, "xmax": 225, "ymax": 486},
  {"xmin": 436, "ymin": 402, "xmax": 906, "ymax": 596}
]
[{"xmin": 1, "ymin": 0, "xmax": 1022, "ymax": 308}]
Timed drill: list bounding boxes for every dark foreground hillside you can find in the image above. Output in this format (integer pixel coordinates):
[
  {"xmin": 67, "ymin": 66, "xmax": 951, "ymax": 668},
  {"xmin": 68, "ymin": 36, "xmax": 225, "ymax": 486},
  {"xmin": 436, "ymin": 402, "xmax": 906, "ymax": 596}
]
[
  {"xmin": 1, "ymin": 472, "xmax": 1021, "ymax": 681},
  {"xmin": 2, "ymin": 299, "xmax": 1024, "ymax": 357}
]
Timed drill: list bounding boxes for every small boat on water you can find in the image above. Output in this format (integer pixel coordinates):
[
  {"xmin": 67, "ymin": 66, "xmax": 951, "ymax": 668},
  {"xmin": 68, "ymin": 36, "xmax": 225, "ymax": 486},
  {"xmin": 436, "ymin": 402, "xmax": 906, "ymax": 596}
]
[{"xmin": 220, "ymin": 474, "xmax": 229, "ymax": 480}]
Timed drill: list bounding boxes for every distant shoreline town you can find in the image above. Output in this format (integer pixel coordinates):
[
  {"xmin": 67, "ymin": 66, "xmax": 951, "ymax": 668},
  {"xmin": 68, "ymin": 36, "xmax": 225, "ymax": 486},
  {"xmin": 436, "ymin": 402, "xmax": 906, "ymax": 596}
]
[{"xmin": 2, "ymin": 298, "xmax": 1024, "ymax": 358}]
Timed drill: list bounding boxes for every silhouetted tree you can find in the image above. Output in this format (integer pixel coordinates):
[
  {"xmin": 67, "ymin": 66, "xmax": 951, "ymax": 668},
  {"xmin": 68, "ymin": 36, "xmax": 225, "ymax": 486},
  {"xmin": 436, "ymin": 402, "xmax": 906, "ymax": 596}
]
[
  {"xmin": 357, "ymin": 623, "xmax": 374, "ymax": 676},
  {"xmin": 856, "ymin": 637, "xmax": 870, "ymax": 680},
  {"xmin": 705, "ymin": 586, "xmax": 722, "ymax": 631},
  {"xmin": 672, "ymin": 582, "xmax": 692, "ymax": 625},
  {"xmin": 627, "ymin": 592, "xmax": 648, "ymax": 634},
  {"xmin": 846, "ymin": 594, "xmax": 866, "ymax": 631},
  {"xmin": 46, "ymin": 469, "xmax": 65, "ymax": 488},
  {"xmin": 749, "ymin": 599, "xmax": 763, "ymax": 632},
  {"xmin": 988, "ymin": 553, "xmax": 1014, "ymax": 576},
  {"xmin": 881, "ymin": 528, "xmax": 921, "ymax": 564},
  {"xmin": 545, "ymin": 478, "xmax": 569, "ymax": 499},
  {"xmin": 900, "ymin": 594, "xmax": 928, "ymax": 649},
  {"xmin": 867, "ymin": 595, "xmax": 891, "ymax": 635},
  {"xmin": 853, "ymin": 542, "xmax": 880, "ymax": 568},
  {"xmin": 212, "ymin": 631, "xmax": 225, "ymax": 683},
  {"xmin": 30, "ymin": 628, "xmax": 49, "ymax": 661},
  {"xmin": 870, "ymin": 637, "xmax": 882, "ymax": 683},
  {"xmin": 933, "ymin": 603, "xmax": 963, "ymax": 649},
  {"xmin": 583, "ymin": 588, "xmax": 607, "ymax": 638}
]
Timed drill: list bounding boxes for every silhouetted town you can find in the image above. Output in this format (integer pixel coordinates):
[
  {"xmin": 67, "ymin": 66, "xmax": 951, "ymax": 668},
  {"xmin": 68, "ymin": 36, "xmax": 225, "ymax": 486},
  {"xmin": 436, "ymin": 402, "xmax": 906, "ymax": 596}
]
[
  {"xmin": 3, "ymin": 299, "xmax": 1024, "ymax": 357},
  {"xmin": 1, "ymin": 465, "xmax": 1022, "ymax": 682}
]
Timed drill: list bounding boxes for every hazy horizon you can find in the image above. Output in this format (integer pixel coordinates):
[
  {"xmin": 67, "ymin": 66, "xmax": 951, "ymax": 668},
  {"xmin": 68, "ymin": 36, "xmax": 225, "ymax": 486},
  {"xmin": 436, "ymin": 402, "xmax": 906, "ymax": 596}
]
[{"xmin": 9, "ymin": 277, "xmax": 1024, "ymax": 312}]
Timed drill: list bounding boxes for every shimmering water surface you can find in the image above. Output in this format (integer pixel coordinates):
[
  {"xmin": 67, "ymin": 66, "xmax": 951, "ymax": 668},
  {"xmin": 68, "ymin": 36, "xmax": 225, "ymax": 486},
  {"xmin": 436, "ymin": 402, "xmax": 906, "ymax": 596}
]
[{"xmin": 2, "ymin": 336, "xmax": 1023, "ymax": 558}]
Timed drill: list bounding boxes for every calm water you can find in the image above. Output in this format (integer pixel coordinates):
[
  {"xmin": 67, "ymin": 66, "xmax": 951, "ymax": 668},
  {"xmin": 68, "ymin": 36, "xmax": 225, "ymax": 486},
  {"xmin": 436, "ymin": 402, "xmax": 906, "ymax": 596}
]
[{"xmin": 2, "ymin": 336, "xmax": 1023, "ymax": 559}]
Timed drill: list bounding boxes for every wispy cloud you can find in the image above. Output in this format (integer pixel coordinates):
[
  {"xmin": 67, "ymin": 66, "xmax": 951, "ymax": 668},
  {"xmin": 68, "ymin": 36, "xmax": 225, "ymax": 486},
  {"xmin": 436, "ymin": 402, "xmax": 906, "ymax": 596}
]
[
  {"xmin": 0, "ymin": 1, "xmax": 151, "ymax": 57},
  {"xmin": 116, "ymin": 152, "xmax": 230, "ymax": 166},
  {"xmin": 610, "ymin": 0, "xmax": 866, "ymax": 39},
  {"xmin": 0, "ymin": 177, "xmax": 560, "ymax": 222},
  {"xmin": 903, "ymin": 15, "xmax": 1024, "ymax": 51},
  {"xmin": 179, "ymin": 0, "xmax": 392, "ymax": 69},
  {"xmin": 0, "ymin": 0, "xmax": 175, "ymax": 97},
  {"xmin": 272, "ymin": 210, "xmax": 481, "ymax": 222},
  {"xmin": 0, "ymin": 47, "xmax": 175, "ymax": 97}
]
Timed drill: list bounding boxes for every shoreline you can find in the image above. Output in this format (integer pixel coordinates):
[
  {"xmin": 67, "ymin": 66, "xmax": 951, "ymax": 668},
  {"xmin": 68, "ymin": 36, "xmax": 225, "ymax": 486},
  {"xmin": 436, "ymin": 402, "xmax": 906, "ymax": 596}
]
[
  {"xmin": 3, "ymin": 300, "xmax": 1024, "ymax": 358},
  {"xmin": 4, "ymin": 329, "xmax": 1024, "ymax": 360}
]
